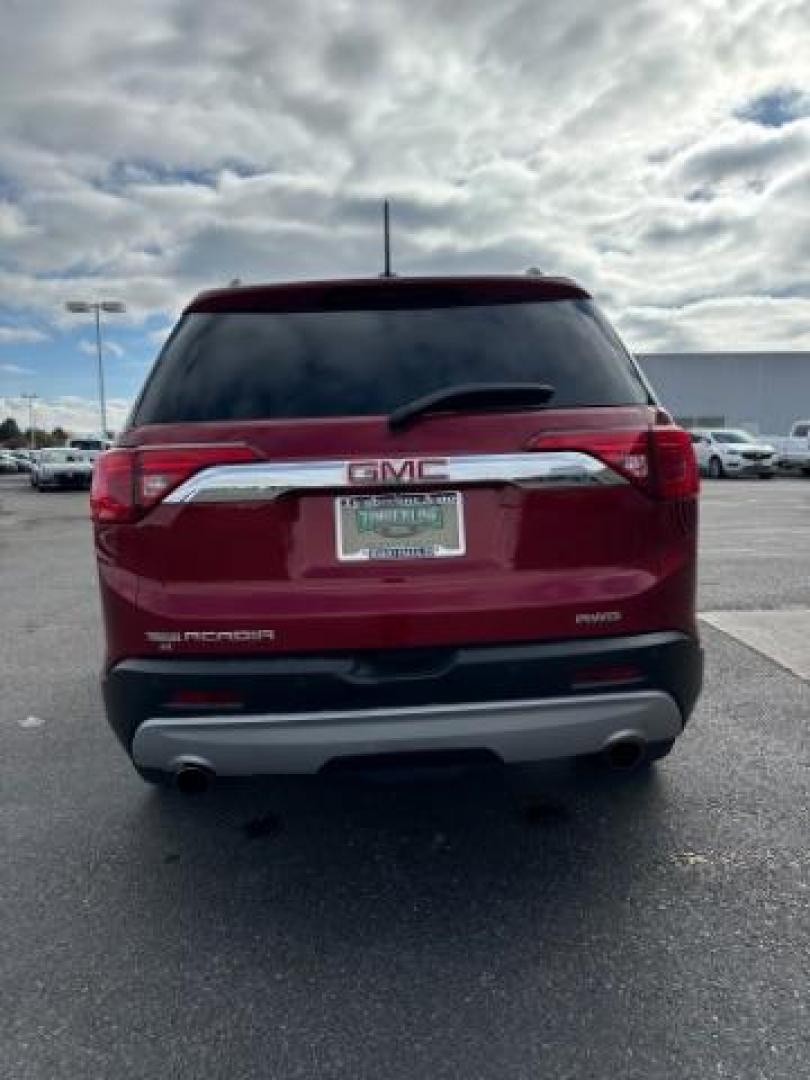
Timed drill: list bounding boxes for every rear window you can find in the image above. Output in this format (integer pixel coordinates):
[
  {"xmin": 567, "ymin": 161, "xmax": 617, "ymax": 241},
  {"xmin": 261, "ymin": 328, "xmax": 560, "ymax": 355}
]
[
  {"xmin": 69, "ymin": 438, "xmax": 106, "ymax": 451},
  {"xmin": 130, "ymin": 299, "xmax": 650, "ymax": 425}
]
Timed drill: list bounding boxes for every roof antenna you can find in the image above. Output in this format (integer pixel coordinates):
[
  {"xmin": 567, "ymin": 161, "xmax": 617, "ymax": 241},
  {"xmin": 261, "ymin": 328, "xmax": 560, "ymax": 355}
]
[{"xmin": 381, "ymin": 199, "xmax": 393, "ymax": 277}]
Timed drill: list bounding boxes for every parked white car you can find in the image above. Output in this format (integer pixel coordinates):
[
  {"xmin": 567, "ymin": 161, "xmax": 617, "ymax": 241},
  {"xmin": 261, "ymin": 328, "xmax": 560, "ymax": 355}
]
[
  {"xmin": 31, "ymin": 448, "xmax": 94, "ymax": 490},
  {"xmin": 10, "ymin": 449, "xmax": 35, "ymax": 472},
  {"xmin": 0, "ymin": 449, "xmax": 22, "ymax": 473},
  {"xmin": 690, "ymin": 429, "xmax": 776, "ymax": 479},
  {"xmin": 761, "ymin": 421, "xmax": 810, "ymax": 474}
]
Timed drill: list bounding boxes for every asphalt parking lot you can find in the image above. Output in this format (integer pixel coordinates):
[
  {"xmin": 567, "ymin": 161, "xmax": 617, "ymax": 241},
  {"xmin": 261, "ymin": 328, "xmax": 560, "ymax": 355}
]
[{"xmin": 2, "ymin": 474, "xmax": 808, "ymax": 1080}]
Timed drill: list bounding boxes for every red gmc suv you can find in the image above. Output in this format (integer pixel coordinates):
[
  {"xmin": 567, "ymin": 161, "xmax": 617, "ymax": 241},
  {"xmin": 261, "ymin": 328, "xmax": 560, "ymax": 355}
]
[{"xmin": 92, "ymin": 275, "xmax": 702, "ymax": 791}]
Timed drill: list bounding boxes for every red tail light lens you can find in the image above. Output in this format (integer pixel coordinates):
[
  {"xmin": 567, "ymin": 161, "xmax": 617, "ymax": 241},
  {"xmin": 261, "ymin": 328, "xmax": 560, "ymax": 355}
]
[
  {"xmin": 134, "ymin": 445, "xmax": 259, "ymax": 510},
  {"xmin": 528, "ymin": 428, "xmax": 650, "ymax": 486},
  {"xmin": 648, "ymin": 426, "xmax": 700, "ymax": 499},
  {"xmin": 527, "ymin": 425, "xmax": 699, "ymax": 500},
  {"xmin": 90, "ymin": 449, "xmax": 136, "ymax": 523},
  {"xmin": 91, "ymin": 444, "xmax": 258, "ymax": 524}
]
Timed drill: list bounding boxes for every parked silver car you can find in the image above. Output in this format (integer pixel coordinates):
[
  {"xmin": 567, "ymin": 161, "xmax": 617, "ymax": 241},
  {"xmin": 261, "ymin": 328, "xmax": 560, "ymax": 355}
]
[
  {"xmin": 10, "ymin": 449, "xmax": 35, "ymax": 472},
  {"xmin": 31, "ymin": 448, "xmax": 94, "ymax": 490},
  {"xmin": 0, "ymin": 449, "xmax": 23, "ymax": 474}
]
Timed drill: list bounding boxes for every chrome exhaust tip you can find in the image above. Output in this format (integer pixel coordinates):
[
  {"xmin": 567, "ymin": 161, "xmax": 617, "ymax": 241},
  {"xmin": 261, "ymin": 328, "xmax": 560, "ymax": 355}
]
[
  {"xmin": 175, "ymin": 763, "xmax": 214, "ymax": 794},
  {"xmin": 603, "ymin": 736, "xmax": 647, "ymax": 771}
]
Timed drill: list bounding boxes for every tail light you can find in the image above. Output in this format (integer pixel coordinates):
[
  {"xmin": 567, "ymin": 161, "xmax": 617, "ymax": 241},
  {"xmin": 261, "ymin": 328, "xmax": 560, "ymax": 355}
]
[
  {"xmin": 91, "ymin": 444, "xmax": 259, "ymax": 523},
  {"xmin": 89, "ymin": 449, "xmax": 135, "ymax": 523},
  {"xmin": 527, "ymin": 424, "xmax": 699, "ymax": 500},
  {"xmin": 648, "ymin": 426, "xmax": 701, "ymax": 499}
]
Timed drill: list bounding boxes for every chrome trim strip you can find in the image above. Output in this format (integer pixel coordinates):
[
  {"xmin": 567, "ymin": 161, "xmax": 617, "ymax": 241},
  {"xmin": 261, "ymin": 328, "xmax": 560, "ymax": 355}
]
[
  {"xmin": 131, "ymin": 691, "xmax": 683, "ymax": 775},
  {"xmin": 164, "ymin": 452, "xmax": 626, "ymax": 503}
]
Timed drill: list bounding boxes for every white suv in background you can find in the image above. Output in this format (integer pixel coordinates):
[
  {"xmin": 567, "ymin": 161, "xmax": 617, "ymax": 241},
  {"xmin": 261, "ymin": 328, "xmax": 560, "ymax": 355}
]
[{"xmin": 691, "ymin": 429, "xmax": 776, "ymax": 479}]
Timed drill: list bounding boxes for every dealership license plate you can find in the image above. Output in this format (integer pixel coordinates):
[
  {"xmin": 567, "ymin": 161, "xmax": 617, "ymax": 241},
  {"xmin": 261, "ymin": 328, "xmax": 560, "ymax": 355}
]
[{"xmin": 336, "ymin": 491, "xmax": 465, "ymax": 561}]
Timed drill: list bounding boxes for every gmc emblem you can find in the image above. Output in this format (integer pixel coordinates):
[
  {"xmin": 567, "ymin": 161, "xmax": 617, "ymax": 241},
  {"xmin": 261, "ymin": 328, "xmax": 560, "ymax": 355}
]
[{"xmin": 346, "ymin": 458, "xmax": 450, "ymax": 484}]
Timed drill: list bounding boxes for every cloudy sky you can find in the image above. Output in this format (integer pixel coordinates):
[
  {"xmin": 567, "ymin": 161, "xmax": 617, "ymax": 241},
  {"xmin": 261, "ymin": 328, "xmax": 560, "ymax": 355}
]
[{"xmin": 1, "ymin": 0, "xmax": 809, "ymax": 433}]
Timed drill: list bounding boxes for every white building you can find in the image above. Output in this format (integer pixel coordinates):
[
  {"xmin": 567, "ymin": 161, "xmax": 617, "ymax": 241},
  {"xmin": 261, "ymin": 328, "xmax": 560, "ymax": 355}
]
[{"xmin": 637, "ymin": 353, "xmax": 810, "ymax": 435}]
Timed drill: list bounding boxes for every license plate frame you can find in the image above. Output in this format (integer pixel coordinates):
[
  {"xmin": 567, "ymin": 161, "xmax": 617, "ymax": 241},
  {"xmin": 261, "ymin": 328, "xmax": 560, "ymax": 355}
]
[{"xmin": 335, "ymin": 490, "xmax": 466, "ymax": 562}]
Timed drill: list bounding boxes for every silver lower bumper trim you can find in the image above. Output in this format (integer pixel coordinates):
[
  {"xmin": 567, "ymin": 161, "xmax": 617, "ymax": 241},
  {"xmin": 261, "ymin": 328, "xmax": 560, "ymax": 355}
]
[{"xmin": 131, "ymin": 691, "xmax": 683, "ymax": 776}]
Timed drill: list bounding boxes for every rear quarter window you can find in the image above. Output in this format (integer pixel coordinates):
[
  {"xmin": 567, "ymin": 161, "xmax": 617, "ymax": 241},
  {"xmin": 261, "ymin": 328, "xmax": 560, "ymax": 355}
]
[{"xmin": 131, "ymin": 298, "xmax": 650, "ymax": 426}]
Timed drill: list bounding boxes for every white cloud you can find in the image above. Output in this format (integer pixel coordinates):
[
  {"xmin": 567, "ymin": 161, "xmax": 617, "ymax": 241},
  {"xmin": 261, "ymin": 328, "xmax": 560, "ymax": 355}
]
[
  {"xmin": 0, "ymin": 201, "xmax": 30, "ymax": 240},
  {"xmin": 0, "ymin": 326, "xmax": 49, "ymax": 345},
  {"xmin": 0, "ymin": 363, "xmax": 35, "ymax": 375},
  {"xmin": 78, "ymin": 338, "xmax": 125, "ymax": 358},
  {"xmin": 147, "ymin": 324, "xmax": 174, "ymax": 347},
  {"xmin": 668, "ymin": 119, "xmax": 810, "ymax": 193},
  {"xmin": 0, "ymin": 0, "xmax": 807, "ymax": 353},
  {"xmin": 0, "ymin": 395, "xmax": 132, "ymax": 436},
  {"xmin": 619, "ymin": 296, "xmax": 810, "ymax": 353}
]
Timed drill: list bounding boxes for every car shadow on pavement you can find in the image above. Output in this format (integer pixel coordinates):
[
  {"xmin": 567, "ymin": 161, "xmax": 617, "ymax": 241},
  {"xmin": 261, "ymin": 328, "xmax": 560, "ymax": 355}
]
[
  {"xmin": 125, "ymin": 761, "xmax": 673, "ymax": 961},
  {"xmin": 10, "ymin": 747, "xmax": 689, "ymax": 1076}
]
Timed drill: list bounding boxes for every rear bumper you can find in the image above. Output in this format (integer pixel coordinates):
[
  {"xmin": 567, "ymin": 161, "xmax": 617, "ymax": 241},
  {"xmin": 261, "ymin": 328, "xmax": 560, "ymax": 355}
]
[
  {"xmin": 104, "ymin": 631, "xmax": 702, "ymax": 775},
  {"xmin": 132, "ymin": 691, "xmax": 683, "ymax": 775},
  {"xmin": 724, "ymin": 459, "xmax": 774, "ymax": 474},
  {"xmin": 38, "ymin": 473, "xmax": 91, "ymax": 488}
]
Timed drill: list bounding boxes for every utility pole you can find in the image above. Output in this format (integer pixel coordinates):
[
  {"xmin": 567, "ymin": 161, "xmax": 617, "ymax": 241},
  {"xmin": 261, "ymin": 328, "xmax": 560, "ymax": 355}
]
[
  {"xmin": 382, "ymin": 199, "xmax": 392, "ymax": 277},
  {"xmin": 21, "ymin": 393, "xmax": 38, "ymax": 450},
  {"xmin": 94, "ymin": 304, "xmax": 106, "ymax": 440},
  {"xmin": 65, "ymin": 299, "xmax": 126, "ymax": 438}
]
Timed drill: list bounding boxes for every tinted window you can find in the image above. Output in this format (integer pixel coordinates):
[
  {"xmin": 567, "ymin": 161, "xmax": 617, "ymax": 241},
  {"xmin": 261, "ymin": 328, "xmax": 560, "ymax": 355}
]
[
  {"xmin": 69, "ymin": 438, "xmax": 105, "ymax": 450},
  {"xmin": 131, "ymin": 300, "xmax": 649, "ymax": 425},
  {"xmin": 793, "ymin": 424, "xmax": 809, "ymax": 437}
]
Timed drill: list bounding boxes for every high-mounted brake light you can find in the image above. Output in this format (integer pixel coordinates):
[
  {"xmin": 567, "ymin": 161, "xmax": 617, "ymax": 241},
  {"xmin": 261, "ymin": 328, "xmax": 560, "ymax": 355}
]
[
  {"xmin": 527, "ymin": 424, "xmax": 698, "ymax": 500},
  {"xmin": 91, "ymin": 444, "xmax": 259, "ymax": 524}
]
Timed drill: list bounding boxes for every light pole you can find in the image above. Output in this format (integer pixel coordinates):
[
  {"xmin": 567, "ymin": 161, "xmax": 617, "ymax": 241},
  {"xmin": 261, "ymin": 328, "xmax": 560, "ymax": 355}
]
[
  {"xmin": 65, "ymin": 300, "xmax": 126, "ymax": 438},
  {"xmin": 21, "ymin": 392, "xmax": 38, "ymax": 450}
]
